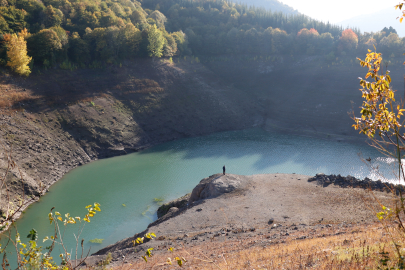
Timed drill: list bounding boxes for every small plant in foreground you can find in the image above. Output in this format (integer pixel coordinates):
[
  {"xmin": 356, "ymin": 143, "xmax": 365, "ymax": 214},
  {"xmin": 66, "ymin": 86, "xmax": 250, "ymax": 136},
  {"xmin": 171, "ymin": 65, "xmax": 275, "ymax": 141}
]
[{"xmin": 10, "ymin": 203, "xmax": 101, "ymax": 270}]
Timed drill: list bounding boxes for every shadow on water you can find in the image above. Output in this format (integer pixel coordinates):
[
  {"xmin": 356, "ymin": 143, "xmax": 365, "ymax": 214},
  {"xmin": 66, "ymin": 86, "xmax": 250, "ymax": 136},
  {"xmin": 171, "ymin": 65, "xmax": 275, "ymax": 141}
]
[{"xmin": 140, "ymin": 128, "xmax": 375, "ymax": 174}]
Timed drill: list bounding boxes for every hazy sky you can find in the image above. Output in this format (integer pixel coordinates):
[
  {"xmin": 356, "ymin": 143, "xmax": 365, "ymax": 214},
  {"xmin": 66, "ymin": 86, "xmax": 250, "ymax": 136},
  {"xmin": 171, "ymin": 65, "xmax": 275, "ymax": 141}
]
[{"xmin": 279, "ymin": 0, "xmax": 401, "ymax": 23}]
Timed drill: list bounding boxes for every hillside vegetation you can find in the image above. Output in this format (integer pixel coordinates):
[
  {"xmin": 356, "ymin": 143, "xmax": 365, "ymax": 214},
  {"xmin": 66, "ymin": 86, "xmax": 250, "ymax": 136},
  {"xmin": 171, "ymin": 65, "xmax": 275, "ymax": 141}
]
[
  {"xmin": 0, "ymin": 0, "xmax": 403, "ymax": 77},
  {"xmin": 0, "ymin": 0, "xmax": 398, "ymax": 74},
  {"xmin": 228, "ymin": 0, "xmax": 299, "ymax": 15}
]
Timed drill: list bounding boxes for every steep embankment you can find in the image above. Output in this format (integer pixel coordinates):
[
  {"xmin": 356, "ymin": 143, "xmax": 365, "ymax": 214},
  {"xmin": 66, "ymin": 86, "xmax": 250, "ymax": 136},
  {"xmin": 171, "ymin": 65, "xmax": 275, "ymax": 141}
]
[
  {"xmin": 205, "ymin": 56, "xmax": 405, "ymax": 140},
  {"xmin": 0, "ymin": 58, "xmax": 261, "ymax": 215},
  {"xmin": 1, "ymin": 55, "xmax": 404, "ymax": 218}
]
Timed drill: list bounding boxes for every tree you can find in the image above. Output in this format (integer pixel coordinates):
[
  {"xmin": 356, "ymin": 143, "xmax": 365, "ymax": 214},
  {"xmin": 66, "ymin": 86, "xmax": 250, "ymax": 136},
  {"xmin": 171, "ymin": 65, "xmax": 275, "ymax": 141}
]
[
  {"xmin": 27, "ymin": 28, "xmax": 62, "ymax": 66},
  {"xmin": 44, "ymin": 5, "xmax": 63, "ymax": 28},
  {"xmin": 353, "ymin": 2, "xmax": 405, "ymax": 267},
  {"xmin": 162, "ymin": 32, "xmax": 177, "ymax": 57},
  {"xmin": 379, "ymin": 33, "xmax": 401, "ymax": 57},
  {"xmin": 318, "ymin": 32, "xmax": 334, "ymax": 54},
  {"xmin": 118, "ymin": 22, "xmax": 142, "ymax": 57},
  {"xmin": 0, "ymin": 6, "xmax": 27, "ymax": 33},
  {"xmin": 381, "ymin": 26, "xmax": 397, "ymax": 36},
  {"xmin": 0, "ymin": 15, "xmax": 11, "ymax": 34},
  {"xmin": 4, "ymin": 28, "xmax": 32, "ymax": 76},
  {"xmin": 68, "ymin": 32, "xmax": 90, "ymax": 64},
  {"xmin": 147, "ymin": 24, "xmax": 164, "ymax": 57},
  {"xmin": 338, "ymin": 28, "xmax": 358, "ymax": 53},
  {"xmin": 148, "ymin": 10, "xmax": 166, "ymax": 28},
  {"xmin": 296, "ymin": 28, "xmax": 319, "ymax": 54}
]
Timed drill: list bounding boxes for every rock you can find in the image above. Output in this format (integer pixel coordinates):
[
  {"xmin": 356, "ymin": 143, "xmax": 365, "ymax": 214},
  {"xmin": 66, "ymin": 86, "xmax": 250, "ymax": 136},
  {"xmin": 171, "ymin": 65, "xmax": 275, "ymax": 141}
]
[
  {"xmin": 189, "ymin": 174, "xmax": 245, "ymax": 204},
  {"xmin": 166, "ymin": 207, "xmax": 179, "ymax": 216},
  {"xmin": 157, "ymin": 193, "xmax": 190, "ymax": 218},
  {"xmin": 268, "ymin": 218, "xmax": 274, "ymax": 224}
]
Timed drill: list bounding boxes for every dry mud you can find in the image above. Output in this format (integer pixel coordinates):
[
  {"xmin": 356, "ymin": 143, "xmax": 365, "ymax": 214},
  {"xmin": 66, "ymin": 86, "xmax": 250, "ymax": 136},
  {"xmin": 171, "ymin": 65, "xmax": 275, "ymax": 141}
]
[{"xmin": 85, "ymin": 173, "xmax": 395, "ymax": 268}]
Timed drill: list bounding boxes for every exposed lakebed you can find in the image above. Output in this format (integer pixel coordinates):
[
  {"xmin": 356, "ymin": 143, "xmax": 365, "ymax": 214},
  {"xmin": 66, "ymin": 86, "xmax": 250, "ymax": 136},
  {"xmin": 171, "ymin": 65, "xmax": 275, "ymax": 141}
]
[{"xmin": 1, "ymin": 128, "xmax": 394, "ymax": 264}]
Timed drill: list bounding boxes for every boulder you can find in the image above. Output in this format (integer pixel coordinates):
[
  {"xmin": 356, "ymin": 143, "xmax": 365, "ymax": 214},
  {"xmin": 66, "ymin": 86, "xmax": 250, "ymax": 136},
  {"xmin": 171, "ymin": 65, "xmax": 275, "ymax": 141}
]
[{"xmin": 189, "ymin": 174, "xmax": 244, "ymax": 204}]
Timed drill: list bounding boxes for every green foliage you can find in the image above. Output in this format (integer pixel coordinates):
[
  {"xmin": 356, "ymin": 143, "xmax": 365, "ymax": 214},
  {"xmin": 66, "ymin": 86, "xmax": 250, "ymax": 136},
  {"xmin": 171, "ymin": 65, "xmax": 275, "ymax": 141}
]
[
  {"xmin": 147, "ymin": 24, "xmax": 164, "ymax": 57},
  {"xmin": 26, "ymin": 229, "xmax": 38, "ymax": 241},
  {"xmin": 10, "ymin": 203, "xmax": 102, "ymax": 269},
  {"xmin": 2, "ymin": 0, "xmax": 403, "ymax": 69},
  {"xmin": 44, "ymin": 5, "xmax": 63, "ymax": 28},
  {"xmin": 0, "ymin": 6, "xmax": 27, "ymax": 33},
  {"xmin": 59, "ymin": 60, "xmax": 76, "ymax": 70},
  {"xmin": 27, "ymin": 28, "xmax": 62, "ymax": 65},
  {"xmin": 89, "ymin": 238, "xmax": 104, "ymax": 244}
]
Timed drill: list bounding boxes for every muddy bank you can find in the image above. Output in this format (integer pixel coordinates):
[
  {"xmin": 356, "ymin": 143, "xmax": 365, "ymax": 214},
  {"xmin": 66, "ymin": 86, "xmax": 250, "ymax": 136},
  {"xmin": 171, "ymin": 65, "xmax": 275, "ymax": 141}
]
[{"xmin": 84, "ymin": 173, "xmax": 395, "ymax": 268}]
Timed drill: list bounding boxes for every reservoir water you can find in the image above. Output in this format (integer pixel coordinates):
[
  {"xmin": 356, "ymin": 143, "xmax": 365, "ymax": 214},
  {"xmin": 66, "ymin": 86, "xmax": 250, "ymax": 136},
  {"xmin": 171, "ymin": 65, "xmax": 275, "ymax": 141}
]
[{"xmin": 1, "ymin": 128, "xmax": 396, "ymax": 265}]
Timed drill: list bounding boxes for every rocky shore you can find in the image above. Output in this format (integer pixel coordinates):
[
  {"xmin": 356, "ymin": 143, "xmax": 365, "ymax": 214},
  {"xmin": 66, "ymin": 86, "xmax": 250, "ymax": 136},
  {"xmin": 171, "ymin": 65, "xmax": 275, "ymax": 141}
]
[{"xmin": 81, "ymin": 173, "xmax": 396, "ymax": 268}]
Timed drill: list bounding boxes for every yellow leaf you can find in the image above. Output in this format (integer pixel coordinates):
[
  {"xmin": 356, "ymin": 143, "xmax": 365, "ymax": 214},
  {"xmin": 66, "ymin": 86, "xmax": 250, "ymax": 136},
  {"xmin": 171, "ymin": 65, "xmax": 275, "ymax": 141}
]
[{"xmin": 85, "ymin": 205, "xmax": 92, "ymax": 209}]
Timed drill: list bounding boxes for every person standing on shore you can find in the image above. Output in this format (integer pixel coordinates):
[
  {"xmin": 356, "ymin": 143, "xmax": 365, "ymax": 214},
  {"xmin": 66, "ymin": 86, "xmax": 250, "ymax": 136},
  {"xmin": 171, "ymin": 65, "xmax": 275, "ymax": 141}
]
[{"xmin": 223, "ymin": 165, "xmax": 226, "ymax": 175}]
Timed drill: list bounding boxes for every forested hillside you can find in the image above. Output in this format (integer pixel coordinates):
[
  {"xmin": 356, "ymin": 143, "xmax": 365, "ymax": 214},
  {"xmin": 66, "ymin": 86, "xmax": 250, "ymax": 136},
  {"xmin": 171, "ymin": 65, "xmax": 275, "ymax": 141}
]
[
  {"xmin": 228, "ymin": 0, "xmax": 299, "ymax": 15},
  {"xmin": 0, "ymin": 0, "xmax": 404, "ymax": 75}
]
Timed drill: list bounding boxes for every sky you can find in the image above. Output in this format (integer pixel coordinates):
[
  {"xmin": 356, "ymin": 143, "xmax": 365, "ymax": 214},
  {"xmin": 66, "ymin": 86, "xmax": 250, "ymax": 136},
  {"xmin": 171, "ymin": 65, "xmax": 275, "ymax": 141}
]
[{"xmin": 279, "ymin": 0, "xmax": 401, "ymax": 23}]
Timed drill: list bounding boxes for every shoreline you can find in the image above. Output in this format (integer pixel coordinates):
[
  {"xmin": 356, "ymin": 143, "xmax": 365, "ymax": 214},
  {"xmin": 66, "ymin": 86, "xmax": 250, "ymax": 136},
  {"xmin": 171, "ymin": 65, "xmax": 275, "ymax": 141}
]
[{"xmin": 84, "ymin": 172, "xmax": 397, "ymax": 268}]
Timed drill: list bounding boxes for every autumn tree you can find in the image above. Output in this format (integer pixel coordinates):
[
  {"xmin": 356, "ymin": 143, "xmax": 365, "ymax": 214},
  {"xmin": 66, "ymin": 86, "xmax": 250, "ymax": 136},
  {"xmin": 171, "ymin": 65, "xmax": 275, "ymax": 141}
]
[
  {"xmin": 4, "ymin": 28, "xmax": 32, "ymax": 76},
  {"xmin": 338, "ymin": 28, "xmax": 358, "ymax": 53},
  {"xmin": 353, "ymin": 2, "xmax": 405, "ymax": 267},
  {"xmin": 296, "ymin": 28, "xmax": 319, "ymax": 54}
]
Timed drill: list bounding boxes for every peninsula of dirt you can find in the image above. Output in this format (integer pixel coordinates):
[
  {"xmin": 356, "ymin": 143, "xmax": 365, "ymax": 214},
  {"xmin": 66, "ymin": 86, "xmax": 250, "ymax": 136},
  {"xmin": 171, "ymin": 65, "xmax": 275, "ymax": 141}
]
[{"xmin": 84, "ymin": 173, "xmax": 395, "ymax": 268}]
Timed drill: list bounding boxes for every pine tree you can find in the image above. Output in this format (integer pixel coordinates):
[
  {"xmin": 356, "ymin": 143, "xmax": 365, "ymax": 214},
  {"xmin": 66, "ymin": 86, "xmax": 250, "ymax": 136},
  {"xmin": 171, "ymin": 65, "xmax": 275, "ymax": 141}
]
[{"xmin": 4, "ymin": 28, "xmax": 32, "ymax": 76}]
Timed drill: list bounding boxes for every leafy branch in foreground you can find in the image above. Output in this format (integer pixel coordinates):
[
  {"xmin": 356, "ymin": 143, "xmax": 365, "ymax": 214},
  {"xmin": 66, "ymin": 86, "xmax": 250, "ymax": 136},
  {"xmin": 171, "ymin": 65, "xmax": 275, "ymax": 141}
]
[
  {"xmin": 2, "ymin": 203, "xmax": 101, "ymax": 270},
  {"xmin": 353, "ymin": 47, "xmax": 405, "ymax": 268}
]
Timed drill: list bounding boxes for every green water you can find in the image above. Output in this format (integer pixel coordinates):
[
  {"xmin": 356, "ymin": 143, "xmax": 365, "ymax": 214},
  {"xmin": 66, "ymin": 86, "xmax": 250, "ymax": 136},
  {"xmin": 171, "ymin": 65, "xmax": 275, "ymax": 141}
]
[{"xmin": 1, "ymin": 128, "xmax": 389, "ymax": 266}]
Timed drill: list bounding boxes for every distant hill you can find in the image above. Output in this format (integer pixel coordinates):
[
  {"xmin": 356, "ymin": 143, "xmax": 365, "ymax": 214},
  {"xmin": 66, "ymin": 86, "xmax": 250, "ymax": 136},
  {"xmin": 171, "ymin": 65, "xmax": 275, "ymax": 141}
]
[
  {"xmin": 229, "ymin": 0, "xmax": 299, "ymax": 15},
  {"xmin": 338, "ymin": 7, "xmax": 405, "ymax": 37}
]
